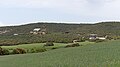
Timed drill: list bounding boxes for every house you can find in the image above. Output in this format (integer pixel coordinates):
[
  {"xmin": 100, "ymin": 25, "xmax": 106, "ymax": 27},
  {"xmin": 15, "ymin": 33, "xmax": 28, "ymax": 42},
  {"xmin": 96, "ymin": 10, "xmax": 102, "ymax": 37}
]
[
  {"xmin": 96, "ymin": 37, "xmax": 106, "ymax": 40},
  {"xmin": 13, "ymin": 34, "xmax": 18, "ymax": 36},
  {"xmin": 0, "ymin": 30, "xmax": 10, "ymax": 34},
  {"xmin": 30, "ymin": 27, "xmax": 46, "ymax": 35},
  {"xmin": 89, "ymin": 34, "xmax": 107, "ymax": 40},
  {"xmin": 89, "ymin": 34, "xmax": 97, "ymax": 40}
]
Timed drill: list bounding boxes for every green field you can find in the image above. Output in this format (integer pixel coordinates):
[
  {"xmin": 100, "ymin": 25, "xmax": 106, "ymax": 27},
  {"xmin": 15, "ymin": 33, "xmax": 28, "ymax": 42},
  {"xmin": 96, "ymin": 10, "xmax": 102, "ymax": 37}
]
[
  {"xmin": 1, "ymin": 43, "xmax": 66, "ymax": 50},
  {"xmin": 0, "ymin": 40, "xmax": 120, "ymax": 67},
  {"xmin": 1, "ymin": 41, "xmax": 94, "ymax": 50}
]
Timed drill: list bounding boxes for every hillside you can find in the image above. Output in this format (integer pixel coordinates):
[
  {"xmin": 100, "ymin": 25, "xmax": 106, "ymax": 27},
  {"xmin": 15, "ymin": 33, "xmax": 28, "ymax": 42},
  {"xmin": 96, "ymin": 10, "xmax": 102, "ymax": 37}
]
[
  {"xmin": 0, "ymin": 23, "xmax": 80, "ymax": 34},
  {"xmin": 0, "ymin": 21, "xmax": 120, "ymax": 35},
  {"xmin": 0, "ymin": 40, "xmax": 120, "ymax": 67},
  {"xmin": 0, "ymin": 21, "xmax": 119, "ymax": 44}
]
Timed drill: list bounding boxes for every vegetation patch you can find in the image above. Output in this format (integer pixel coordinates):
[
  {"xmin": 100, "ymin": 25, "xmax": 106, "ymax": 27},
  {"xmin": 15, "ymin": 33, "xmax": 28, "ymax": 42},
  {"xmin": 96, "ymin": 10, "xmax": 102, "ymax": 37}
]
[
  {"xmin": 12, "ymin": 48, "xmax": 26, "ymax": 54},
  {"xmin": 27, "ymin": 48, "xmax": 47, "ymax": 53},
  {"xmin": 89, "ymin": 39, "xmax": 106, "ymax": 43},
  {"xmin": 65, "ymin": 43, "xmax": 81, "ymax": 48},
  {"xmin": 0, "ymin": 47, "xmax": 9, "ymax": 55},
  {"xmin": 44, "ymin": 42, "xmax": 54, "ymax": 46}
]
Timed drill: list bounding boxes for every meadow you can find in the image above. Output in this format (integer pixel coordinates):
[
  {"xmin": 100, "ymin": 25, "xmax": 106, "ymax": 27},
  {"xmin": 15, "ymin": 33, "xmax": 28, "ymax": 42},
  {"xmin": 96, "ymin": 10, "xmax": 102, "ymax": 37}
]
[
  {"xmin": 0, "ymin": 40, "xmax": 120, "ymax": 67},
  {"xmin": 1, "ymin": 41, "xmax": 94, "ymax": 51}
]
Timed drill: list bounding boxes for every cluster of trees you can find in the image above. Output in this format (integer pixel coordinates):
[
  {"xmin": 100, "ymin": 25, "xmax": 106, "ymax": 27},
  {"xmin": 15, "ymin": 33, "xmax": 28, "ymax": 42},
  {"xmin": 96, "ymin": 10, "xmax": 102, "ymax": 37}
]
[
  {"xmin": 0, "ymin": 33, "xmax": 118, "ymax": 46},
  {"xmin": 0, "ymin": 47, "xmax": 47, "ymax": 55},
  {"xmin": 1, "ymin": 22, "xmax": 120, "ymax": 36},
  {"xmin": 0, "ymin": 33, "xmax": 84, "ymax": 45},
  {"xmin": 0, "ymin": 47, "xmax": 26, "ymax": 55}
]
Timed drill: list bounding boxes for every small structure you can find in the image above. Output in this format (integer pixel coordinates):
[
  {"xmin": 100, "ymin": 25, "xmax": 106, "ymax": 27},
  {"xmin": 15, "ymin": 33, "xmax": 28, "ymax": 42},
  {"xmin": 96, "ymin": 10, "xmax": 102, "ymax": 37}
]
[
  {"xmin": 13, "ymin": 34, "xmax": 18, "ymax": 36},
  {"xmin": 96, "ymin": 37, "xmax": 106, "ymax": 40},
  {"xmin": 0, "ymin": 30, "xmax": 10, "ymax": 34},
  {"xmin": 89, "ymin": 34, "xmax": 107, "ymax": 40},
  {"xmin": 30, "ymin": 27, "xmax": 46, "ymax": 35},
  {"xmin": 89, "ymin": 34, "xmax": 97, "ymax": 40},
  {"xmin": 33, "ymin": 28, "xmax": 41, "ymax": 32}
]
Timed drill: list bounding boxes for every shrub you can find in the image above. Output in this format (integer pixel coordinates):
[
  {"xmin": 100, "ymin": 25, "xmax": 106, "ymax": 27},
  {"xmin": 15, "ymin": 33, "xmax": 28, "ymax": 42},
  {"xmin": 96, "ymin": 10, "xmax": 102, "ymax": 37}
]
[
  {"xmin": 65, "ymin": 45, "xmax": 73, "ymax": 47},
  {"xmin": 80, "ymin": 39, "xmax": 86, "ymax": 42},
  {"xmin": 28, "ymin": 48, "xmax": 47, "ymax": 53},
  {"xmin": 44, "ymin": 42, "xmax": 54, "ymax": 46},
  {"xmin": 12, "ymin": 48, "xmax": 26, "ymax": 54},
  {"xmin": 29, "ymin": 48, "xmax": 36, "ymax": 53},
  {"xmin": 72, "ymin": 43, "xmax": 80, "ymax": 46},
  {"xmin": 2, "ymin": 49, "xmax": 10, "ymax": 55},
  {"xmin": 51, "ymin": 47, "xmax": 58, "ymax": 49},
  {"xmin": 0, "ymin": 47, "xmax": 9, "ymax": 55},
  {"xmin": 65, "ymin": 43, "xmax": 80, "ymax": 48},
  {"xmin": 0, "ymin": 40, "xmax": 19, "ymax": 46}
]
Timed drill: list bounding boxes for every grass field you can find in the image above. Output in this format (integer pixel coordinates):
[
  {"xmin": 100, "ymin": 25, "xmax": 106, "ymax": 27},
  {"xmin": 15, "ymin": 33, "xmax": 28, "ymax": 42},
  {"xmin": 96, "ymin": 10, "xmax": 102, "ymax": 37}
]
[
  {"xmin": 0, "ymin": 40, "xmax": 120, "ymax": 67},
  {"xmin": 1, "ymin": 41, "xmax": 94, "ymax": 50},
  {"xmin": 1, "ymin": 43, "xmax": 65, "ymax": 50}
]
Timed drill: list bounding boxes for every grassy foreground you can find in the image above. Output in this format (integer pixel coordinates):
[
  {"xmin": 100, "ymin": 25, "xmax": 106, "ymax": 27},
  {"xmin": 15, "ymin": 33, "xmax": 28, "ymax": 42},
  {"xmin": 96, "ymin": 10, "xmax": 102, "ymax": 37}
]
[{"xmin": 0, "ymin": 41, "xmax": 120, "ymax": 67}]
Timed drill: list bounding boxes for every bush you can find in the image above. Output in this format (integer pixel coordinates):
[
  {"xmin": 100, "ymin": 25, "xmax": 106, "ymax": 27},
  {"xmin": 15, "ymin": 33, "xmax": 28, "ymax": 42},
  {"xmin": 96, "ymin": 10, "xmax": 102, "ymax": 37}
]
[
  {"xmin": 28, "ymin": 48, "xmax": 47, "ymax": 53},
  {"xmin": 44, "ymin": 42, "xmax": 54, "ymax": 46},
  {"xmin": 65, "ymin": 45, "xmax": 73, "ymax": 47},
  {"xmin": 51, "ymin": 47, "xmax": 58, "ymax": 49},
  {"xmin": 72, "ymin": 43, "xmax": 80, "ymax": 46},
  {"xmin": 12, "ymin": 48, "xmax": 26, "ymax": 54},
  {"xmin": 29, "ymin": 48, "xmax": 36, "ymax": 53},
  {"xmin": 2, "ymin": 49, "xmax": 10, "ymax": 55},
  {"xmin": 65, "ymin": 43, "xmax": 80, "ymax": 48},
  {"xmin": 0, "ymin": 40, "xmax": 19, "ymax": 46},
  {"xmin": 80, "ymin": 39, "xmax": 86, "ymax": 42},
  {"xmin": 0, "ymin": 47, "xmax": 9, "ymax": 55}
]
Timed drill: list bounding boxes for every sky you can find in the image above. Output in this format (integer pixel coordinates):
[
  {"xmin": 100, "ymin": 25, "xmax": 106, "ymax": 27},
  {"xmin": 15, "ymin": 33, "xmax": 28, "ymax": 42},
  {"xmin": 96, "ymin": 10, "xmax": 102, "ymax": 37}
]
[{"xmin": 0, "ymin": 0, "xmax": 120, "ymax": 26}]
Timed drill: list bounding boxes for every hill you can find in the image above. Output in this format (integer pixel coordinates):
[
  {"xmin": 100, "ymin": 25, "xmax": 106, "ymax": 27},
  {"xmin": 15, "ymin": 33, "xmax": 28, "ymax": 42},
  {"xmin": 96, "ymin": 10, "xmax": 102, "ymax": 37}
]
[
  {"xmin": 0, "ymin": 21, "xmax": 119, "ymax": 44},
  {"xmin": 0, "ymin": 21, "xmax": 120, "ymax": 35},
  {"xmin": 0, "ymin": 40, "xmax": 120, "ymax": 67}
]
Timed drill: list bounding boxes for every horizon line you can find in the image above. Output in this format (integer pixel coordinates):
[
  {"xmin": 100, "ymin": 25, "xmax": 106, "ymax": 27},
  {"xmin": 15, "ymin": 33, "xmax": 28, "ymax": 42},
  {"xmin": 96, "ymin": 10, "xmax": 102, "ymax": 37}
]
[{"xmin": 1, "ymin": 20, "xmax": 120, "ymax": 27}]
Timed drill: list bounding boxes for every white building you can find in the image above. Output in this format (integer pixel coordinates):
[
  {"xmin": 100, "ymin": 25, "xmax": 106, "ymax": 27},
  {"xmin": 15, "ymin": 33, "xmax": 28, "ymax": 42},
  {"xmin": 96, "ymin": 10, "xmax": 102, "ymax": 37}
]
[
  {"xmin": 30, "ymin": 28, "xmax": 46, "ymax": 35},
  {"xmin": 89, "ymin": 34, "xmax": 107, "ymax": 40},
  {"xmin": 33, "ymin": 28, "xmax": 41, "ymax": 32}
]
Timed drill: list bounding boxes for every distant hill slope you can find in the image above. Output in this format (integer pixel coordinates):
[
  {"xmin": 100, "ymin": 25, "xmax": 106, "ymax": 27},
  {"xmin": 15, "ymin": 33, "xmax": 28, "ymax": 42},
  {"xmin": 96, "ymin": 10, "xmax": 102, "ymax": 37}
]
[
  {"xmin": 0, "ymin": 22, "xmax": 119, "ymax": 44},
  {"xmin": 0, "ymin": 23, "xmax": 80, "ymax": 34},
  {"xmin": 0, "ymin": 21, "xmax": 120, "ymax": 36}
]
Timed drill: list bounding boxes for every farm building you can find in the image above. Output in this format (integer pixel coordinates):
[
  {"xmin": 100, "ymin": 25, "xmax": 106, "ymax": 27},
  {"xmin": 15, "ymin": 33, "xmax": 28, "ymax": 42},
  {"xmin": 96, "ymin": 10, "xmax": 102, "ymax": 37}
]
[
  {"xmin": 30, "ymin": 27, "xmax": 46, "ymax": 35},
  {"xmin": 13, "ymin": 34, "xmax": 18, "ymax": 36},
  {"xmin": 89, "ymin": 34, "xmax": 107, "ymax": 40},
  {"xmin": 0, "ymin": 30, "xmax": 10, "ymax": 34},
  {"xmin": 89, "ymin": 34, "xmax": 97, "ymax": 40}
]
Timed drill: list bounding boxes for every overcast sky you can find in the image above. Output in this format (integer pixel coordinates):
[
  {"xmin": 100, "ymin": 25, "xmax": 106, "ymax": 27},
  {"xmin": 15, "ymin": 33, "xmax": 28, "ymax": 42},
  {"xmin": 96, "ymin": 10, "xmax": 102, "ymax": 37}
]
[{"xmin": 0, "ymin": 0, "xmax": 120, "ymax": 26}]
